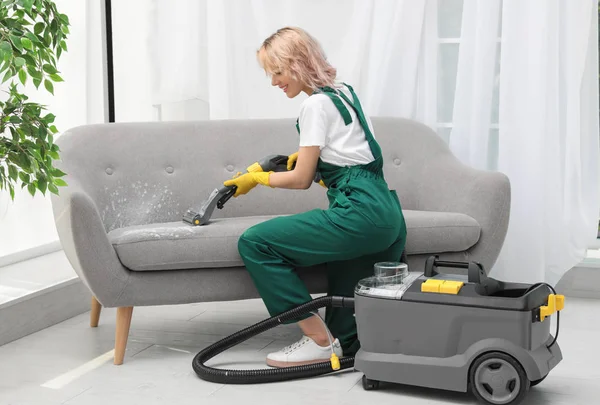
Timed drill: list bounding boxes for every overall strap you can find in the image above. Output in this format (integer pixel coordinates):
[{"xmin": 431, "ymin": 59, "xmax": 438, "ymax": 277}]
[
  {"xmin": 315, "ymin": 86, "xmax": 353, "ymax": 126},
  {"xmin": 296, "ymin": 86, "xmax": 352, "ymax": 134},
  {"xmin": 296, "ymin": 84, "xmax": 383, "ymax": 162},
  {"xmin": 335, "ymin": 83, "xmax": 383, "ymax": 160}
]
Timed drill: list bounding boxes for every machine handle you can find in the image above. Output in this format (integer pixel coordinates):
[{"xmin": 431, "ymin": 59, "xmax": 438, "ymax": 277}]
[{"xmin": 424, "ymin": 255, "xmax": 486, "ymax": 284}]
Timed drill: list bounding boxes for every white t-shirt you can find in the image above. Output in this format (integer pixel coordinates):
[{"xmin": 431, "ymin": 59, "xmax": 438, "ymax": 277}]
[{"xmin": 297, "ymin": 86, "xmax": 375, "ymax": 166}]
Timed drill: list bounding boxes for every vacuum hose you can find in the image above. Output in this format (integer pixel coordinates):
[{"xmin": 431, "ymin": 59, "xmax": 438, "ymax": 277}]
[{"xmin": 192, "ymin": 296, "xmax": 355, "ymax": 384}]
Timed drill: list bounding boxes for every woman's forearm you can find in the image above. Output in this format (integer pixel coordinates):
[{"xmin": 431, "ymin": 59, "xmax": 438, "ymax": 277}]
[
  {"xmin": 269, "ymin": 170, "xmax": 313, "ymax": 189},
  {"xmin": 267, "ymin": 146, "xmax": 321, "ymax": 190}
]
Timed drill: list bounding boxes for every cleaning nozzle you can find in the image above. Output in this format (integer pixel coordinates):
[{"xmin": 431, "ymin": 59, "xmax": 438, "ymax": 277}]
[{"xmin": 182, "ymin": 186, "xmax": 236, "ymax": 226}]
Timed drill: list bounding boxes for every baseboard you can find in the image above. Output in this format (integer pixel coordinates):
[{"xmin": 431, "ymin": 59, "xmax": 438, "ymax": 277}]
[
  {"xmin": 556, "ymin": 262, "xmax": 600, "ymax": 299},
  {"xmin": 0, "ymin": 277, "xmax": 90, "ymax": 346},
  {"xmin": 0, "ymin": 249, "xmax": 91, "ymax": 347},
  {"xmin": 0, "ymin": 241, "xmax": 62, "ymax": 268}
]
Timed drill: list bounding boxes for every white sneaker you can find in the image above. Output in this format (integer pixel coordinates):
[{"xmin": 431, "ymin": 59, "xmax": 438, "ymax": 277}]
[{"xmin": 266, "ymin": 336, "xmax": 343, "ymax": 368}]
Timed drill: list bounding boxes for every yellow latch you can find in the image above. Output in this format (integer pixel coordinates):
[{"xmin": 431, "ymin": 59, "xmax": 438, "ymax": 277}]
[
  {"xmin": 421, "ymin": 279, "xmax": 444, "ymax": 293},
  {"xmin": 421, "ymin": 279, "xmax": 464, "ymax": 294},
  {"xmin": 539, "ymin": 294, "xmax": 565, "ymax": 321},
  {"xmin": 440, "ymin": 281, "xmax": 464, "ymax": 294}
]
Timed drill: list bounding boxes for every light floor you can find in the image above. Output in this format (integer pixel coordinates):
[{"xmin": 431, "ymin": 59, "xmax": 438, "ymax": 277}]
[{"xmin": 0, "ymin": 296, "xmax": 598, "ymax": 405}]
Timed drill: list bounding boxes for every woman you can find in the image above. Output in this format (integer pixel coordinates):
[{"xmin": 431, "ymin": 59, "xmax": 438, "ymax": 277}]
[{"xmin": 223, "ymin": 27, "xmax": 407, "ymax": 368}]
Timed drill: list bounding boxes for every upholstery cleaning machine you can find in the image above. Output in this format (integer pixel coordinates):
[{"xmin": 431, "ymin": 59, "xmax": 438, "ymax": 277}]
[{"xmin": 192, "ymin": 256, "xmax": 564, "ymax": 405}]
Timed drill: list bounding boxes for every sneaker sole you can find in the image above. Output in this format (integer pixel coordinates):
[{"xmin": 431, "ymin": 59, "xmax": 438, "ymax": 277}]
[{"xmin": 266, "ymin": 357, "xmax": 334, "ymax": 368}]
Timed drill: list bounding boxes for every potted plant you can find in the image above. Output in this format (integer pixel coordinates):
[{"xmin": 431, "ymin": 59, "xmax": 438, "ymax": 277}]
[{"xmin": 0, "ymin": 0, "xmax": 69, "ymax": 201}]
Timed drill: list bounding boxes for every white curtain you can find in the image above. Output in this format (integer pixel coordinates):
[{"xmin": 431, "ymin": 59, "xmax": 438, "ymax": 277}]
[
  {"xmin": 448, "ymin": 0, "xmax": 598, "ymax": 284},
  {"xmin": 493, "ymin": 0, "xmax": 599, "ymax": 285},
  {"xmin": 449, "ymin": 0, "xmax": 502, "ymax": 170},
  {"xmin": 149, "ymin": 0, "xmax": 437, "ymax": 126},
  {"xmin": 147, "ymin": 0, "xmax": 599, "ymax": 286}
]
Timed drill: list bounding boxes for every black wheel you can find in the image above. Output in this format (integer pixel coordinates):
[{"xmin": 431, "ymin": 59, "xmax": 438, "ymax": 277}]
[
  {"xmin": 362, "ymin": 375, "xmax": 380, "ymax": 391},
  {"xmin": 469, "ymin": 352, "xmax": 530, "ymax": 405},
  {"xmin": 530, "ymin": 374, "xmax": 547, "ymax": 387}
]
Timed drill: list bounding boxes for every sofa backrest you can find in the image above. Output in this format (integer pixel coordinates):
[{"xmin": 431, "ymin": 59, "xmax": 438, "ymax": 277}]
[{"xmin": 53, "ymin": 117, "xmax": 455, "ymax": 232}]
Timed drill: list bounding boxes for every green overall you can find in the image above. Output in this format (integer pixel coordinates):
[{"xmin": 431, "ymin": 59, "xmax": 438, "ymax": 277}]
[{"xmin": 238, "ymin": 84, "xmax": 407, "ymax": 355}]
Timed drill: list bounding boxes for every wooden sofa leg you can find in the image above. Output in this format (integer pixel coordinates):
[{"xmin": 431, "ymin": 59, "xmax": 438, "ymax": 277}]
[
  {"xmin": 90, "ymin": 296, "xmax": 102, "ymax": 327},
  {"xmin": 114, "ymin": 306, "xmax": 133, "ymax": 365}
]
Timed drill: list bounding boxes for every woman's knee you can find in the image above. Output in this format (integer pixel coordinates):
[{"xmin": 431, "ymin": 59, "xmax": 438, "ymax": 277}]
[{"xmin": 238, "ymin": 224, "xmax": 267, "ymax": 257}]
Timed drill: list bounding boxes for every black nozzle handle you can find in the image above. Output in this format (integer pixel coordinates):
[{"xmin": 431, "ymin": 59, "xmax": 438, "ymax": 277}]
[
  {"xmin": 216, "ymin": 186, "xmax": 236, "ymax": 209},
  {"xmin": 424, "ymin": 255, "xmax": 486, "ymax": 284},
  {"xmin": 255, "ymin": 155, "xmax": 291, "ymax": 172}
]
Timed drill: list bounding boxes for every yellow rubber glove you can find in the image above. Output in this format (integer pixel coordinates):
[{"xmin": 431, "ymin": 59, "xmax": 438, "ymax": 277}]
[
  {"xmin": 287, "ymin": 151, "xmax": 299, "ymax": 171},
  {"xmin": 224, "ymin": 171, "xmax": 272, "ymax": 197}
]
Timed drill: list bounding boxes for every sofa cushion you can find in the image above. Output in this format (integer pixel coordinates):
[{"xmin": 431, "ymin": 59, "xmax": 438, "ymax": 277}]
[
  {"xmin": 107, "ymin": 215, "xmax": 274, "ymax": 271},
  {"xmin": 108, "ymin": 210, "xmax": 480, "ymax": 271},
  {"xmin": 403, "ymin": 210, "xmax": 481, "ymax": 255}
]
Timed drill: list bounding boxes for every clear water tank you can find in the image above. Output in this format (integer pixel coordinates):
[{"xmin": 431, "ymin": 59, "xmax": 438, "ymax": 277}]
[{"xmin": 355, "ymin": 261, "xmax": 420, "ymax": 299}]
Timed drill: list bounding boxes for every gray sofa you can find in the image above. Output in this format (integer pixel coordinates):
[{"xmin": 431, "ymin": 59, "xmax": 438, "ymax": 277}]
[{"xmin": 50, "ymin": 117, "xmax": 510, "ymax": 364}]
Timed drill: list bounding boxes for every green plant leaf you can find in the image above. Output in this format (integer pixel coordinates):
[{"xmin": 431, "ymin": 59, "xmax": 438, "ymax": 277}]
[
  {"xmin": 43, "ymin": 32, "xmax": 51, "ymax": 47},
  {"xmin": 0, "ymin": 41, "xmax": 11, "ymax": 52},
  {"xmin": 27, "ymin": 183, "xmax": 36, "ymax": 196},
  {"xmin": 8, "ymin": 165, "xmax": 18, "ymax": 181},
  {"xmin": 34, "ymin": 21, "xmax": 44, "ymax": 34},
  {"xmin": 22, "ymin": 0, "xmax": 34, "ymax": 11},
  {"xmin": 49, "ymin": 73, "xmax": 63, "ymax": 82},
  {"xmin": 9, "ymin": 184, "xmax": 15, "ymax": 200},
  {"xmin": 26, "ymin": 65, "xmax": 42, "ymax": 79},
  {"xmin": 37, "ymin": 176, "xmax": 47, "ymax": 194},
  {"xmin": 48, "ymin": 182, "xmax": 58, "ymax": 194},
  {"xmin": 18, "ymin": 68, "xmax": 26, "ymax": 85},
  {"xmin": 0, "ymin": 59, "xmax": 10, "ymax": 74},
  {"xmin": 14, "ymin": 57, "xmax": 25, "ymax": 67},
  {"xmin": 44, "ymin": 79, "xmax": 54, "ymax": 94},
  {"xmin": 51, "ymin": 168, "xmax": 66, "ymax": 177},
  {"xmin": 37, "ymin": 125, "xmax": 46, "ymax": 139},
  {"xmin": 42, "ymin": 63, "xmax": 56, "ymax": 74},
  {"xmin": 21, "ymin": 38, "xmax": 33, "ymax": 50},
  {"xmin": 54, "ymin": 178, "xmax": 67, "ymax": 187},
  {"xmin": 59, "ymin": 13, "xmax": 69, "ymax": 24},
  {"xmin": 2, "ymin": 68, "xmax": 13, "ymax": 83},
  {"xmin": 18, "ymin": 171, "xmax": 29, "ymax": 184},
  {"xmin": 10, "ymin": 35, "xmax": 23, "ymax": 52},
  {"xmin": 32, "ymin": 76, "xmax": 41, "ymax": 88},
  {"xmin": 22, "ymin": 53, "xmax": 36, "ymax": 66}
]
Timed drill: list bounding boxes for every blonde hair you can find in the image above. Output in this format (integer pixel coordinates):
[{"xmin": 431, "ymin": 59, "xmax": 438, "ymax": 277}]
[{"xmin": 257, "ymin": 27, "xmax": 337, "ymax": 89}]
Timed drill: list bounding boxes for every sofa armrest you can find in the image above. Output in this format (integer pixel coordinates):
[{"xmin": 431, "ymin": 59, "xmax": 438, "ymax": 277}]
[
  {"xmin": 410, "ymin": 154, "xmax": 511, "ymax": 271},
  {"xmin": 52, "ymin": 185, "xmax": 130, "ymax": 307}
]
